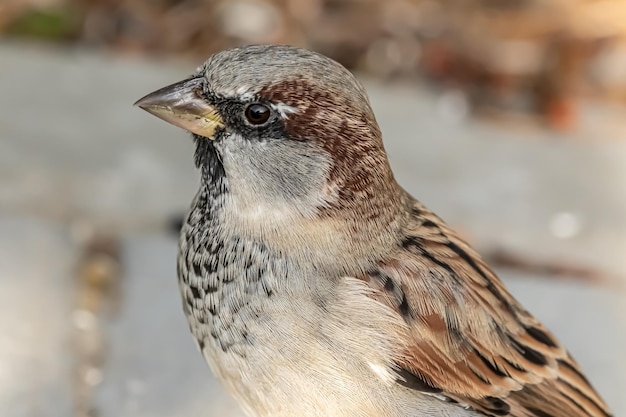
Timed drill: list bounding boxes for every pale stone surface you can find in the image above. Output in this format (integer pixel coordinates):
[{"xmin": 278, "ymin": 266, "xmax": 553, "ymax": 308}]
[
  {"xmin": 0, "ymin": 217, "xmax": 74, "ymax": 417},
  {"xmin": 0, "ymin": 42, "xmax": 624, "ymax": 416},
  {"xmin": 95, "ymin": 235, "xmax": 244, "ymax": 417}
]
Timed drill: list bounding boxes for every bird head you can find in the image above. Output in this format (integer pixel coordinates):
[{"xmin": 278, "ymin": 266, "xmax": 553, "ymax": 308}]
[{"xmin": 136, "ymin": 45, "xmax": 407, "ymax": 265}]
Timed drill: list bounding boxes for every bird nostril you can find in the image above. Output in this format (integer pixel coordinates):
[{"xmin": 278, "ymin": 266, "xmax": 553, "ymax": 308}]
[{"xmin": 193, "ymin": 87, "xmax": 206, "ymax": 100}]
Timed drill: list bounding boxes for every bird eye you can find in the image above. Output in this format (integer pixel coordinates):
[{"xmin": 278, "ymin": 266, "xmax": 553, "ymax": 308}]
[{"xmin": 244, "ymin": 103, "xmax": 271, "ymax": 125}]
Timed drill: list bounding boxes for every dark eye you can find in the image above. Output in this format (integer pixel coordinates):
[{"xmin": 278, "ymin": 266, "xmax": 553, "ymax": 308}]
[{"xmin": 244, "ymin": 103, "xmax": 271, "ymax": 125}]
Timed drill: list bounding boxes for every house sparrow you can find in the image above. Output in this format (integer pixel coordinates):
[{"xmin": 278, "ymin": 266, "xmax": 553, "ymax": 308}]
[{"xmin": 135, "ymin": 45, "xmax": 612, "ymax": 417}]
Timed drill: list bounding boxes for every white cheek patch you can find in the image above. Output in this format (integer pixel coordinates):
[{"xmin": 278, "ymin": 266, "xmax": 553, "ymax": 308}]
[{"xmin": 270, "ymin": 102, "xmax": 299, "ymax": 119}]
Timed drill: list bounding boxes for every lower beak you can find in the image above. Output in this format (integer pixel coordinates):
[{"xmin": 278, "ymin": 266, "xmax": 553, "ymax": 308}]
[{"xmin": 134, "ymin": 77, "xmax": 224, "ymax": 139}]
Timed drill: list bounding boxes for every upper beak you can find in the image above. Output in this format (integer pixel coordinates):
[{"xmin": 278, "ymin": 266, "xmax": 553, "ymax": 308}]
[{"xmin": 134, "ymin": 77, "xmax": 224, "ymax": 139}]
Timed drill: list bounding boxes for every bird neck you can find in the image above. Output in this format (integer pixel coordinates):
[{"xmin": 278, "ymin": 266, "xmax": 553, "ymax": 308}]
[
  {"xmin": 315, "ymin": 180, "xmax": 411, "ymax": 272},
  {"xmin": 192, "ymin": 140, "xmax": 410, "ymax": 275}
]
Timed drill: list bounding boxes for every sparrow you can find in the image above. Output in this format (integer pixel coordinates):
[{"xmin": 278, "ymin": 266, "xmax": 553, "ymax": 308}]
[{"xmin": 135, "ymin": 45, "xmax": 612, "ymax": 417}]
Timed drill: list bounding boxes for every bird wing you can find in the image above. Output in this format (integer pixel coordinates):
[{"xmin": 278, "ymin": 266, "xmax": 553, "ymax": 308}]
[{"xmin": 358, "ymin": 200, "xmax": 612, "ymax": 417}]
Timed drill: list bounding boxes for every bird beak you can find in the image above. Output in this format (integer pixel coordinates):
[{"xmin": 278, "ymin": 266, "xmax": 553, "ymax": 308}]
[{"xmin": 134, "ymin": 77, "xmax": 224, "ymax": 139}]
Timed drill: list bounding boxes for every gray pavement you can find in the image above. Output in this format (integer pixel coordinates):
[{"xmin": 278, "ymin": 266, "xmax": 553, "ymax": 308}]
[
  {"xmin": 0, "ymin": 41, "xmax": 625, "ymax": 416},
  {"xmin": 95, "ymin": 234, "xmax": 244, "ymax": 417},
  {"xmin": 0, "ymin": 216, "xmax": 74, "ymax": 417}
]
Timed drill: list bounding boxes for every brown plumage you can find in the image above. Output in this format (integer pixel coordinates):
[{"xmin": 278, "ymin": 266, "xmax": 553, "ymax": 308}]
[
  {"xmin": 361, "ymin": 200, "xmax": 611, "ymax": 417},
  {"xmin": 135, "ymin": 44, "xmax": 612, "ymax": 417}
]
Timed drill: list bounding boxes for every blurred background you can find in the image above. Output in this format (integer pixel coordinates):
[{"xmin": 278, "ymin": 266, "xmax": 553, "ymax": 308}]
[{"xmin": 1, "ymin": 1, "xmax": 625, "ymax": 416}]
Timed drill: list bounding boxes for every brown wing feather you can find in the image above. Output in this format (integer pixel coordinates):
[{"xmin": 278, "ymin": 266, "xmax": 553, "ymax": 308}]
[{"xmin": 361, "ymin": 200, "xmax": 612, "ymax": 417}]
